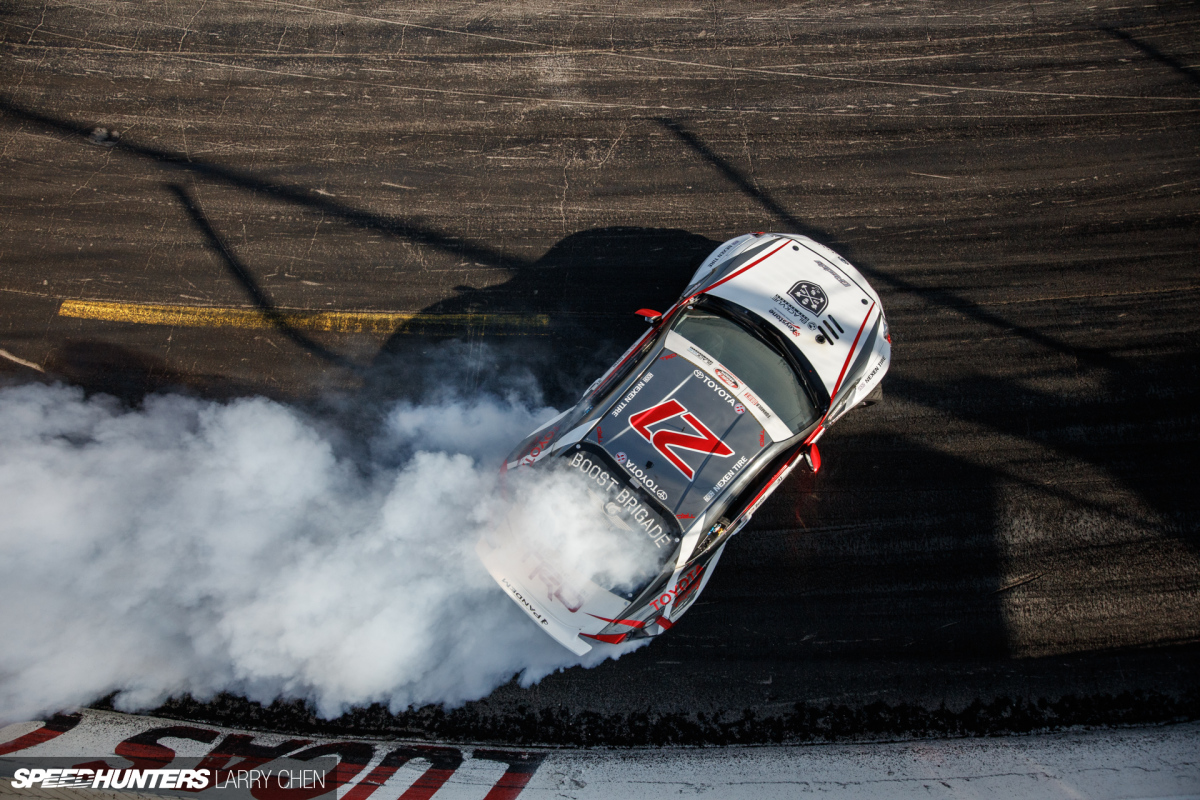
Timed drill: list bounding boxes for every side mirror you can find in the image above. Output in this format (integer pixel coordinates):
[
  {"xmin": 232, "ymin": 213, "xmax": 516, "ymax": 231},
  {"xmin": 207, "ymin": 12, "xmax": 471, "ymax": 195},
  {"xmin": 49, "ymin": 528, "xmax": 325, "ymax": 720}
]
[
  {"xmin": 635, "ymin": 308, "xmax": 663, "ymax": 324},
  {"xmin": 803, "ymin": 444, "xmax": 821, "ymax": 473}
]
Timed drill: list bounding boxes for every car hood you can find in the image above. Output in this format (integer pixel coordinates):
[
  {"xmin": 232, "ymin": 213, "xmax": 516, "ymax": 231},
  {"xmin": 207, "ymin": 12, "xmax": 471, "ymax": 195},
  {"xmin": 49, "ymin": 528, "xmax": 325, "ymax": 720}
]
[{"xmin": 703, "ymin": 236, "xmax": 882, "ymax": 399}]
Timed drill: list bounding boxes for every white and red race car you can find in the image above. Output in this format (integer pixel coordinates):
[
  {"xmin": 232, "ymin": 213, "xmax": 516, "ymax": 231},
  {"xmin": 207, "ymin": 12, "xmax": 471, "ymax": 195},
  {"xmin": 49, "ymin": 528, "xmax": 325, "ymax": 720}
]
[{"xmin": 478, "ymin": 233, "xmax": 891, "ymax": 654}]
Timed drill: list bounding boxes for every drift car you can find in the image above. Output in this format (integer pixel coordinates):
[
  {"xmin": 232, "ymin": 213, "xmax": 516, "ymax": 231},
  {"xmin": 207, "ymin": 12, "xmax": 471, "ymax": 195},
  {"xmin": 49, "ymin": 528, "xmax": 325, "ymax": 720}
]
[{"xmin": 478, "ymin": 233, "xmax": 890, "ymax": 654}]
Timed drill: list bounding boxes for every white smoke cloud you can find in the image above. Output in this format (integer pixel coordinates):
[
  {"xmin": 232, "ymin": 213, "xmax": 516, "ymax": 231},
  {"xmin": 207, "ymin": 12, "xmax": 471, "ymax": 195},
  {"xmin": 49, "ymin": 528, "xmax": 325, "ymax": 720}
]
[
  {"xmin": 500, "ymin": 467, "xmax": 667, "ymax": 598},
  {"xmin": 0, "ymin": 380, "xmax": 645, "ymax": 723}
]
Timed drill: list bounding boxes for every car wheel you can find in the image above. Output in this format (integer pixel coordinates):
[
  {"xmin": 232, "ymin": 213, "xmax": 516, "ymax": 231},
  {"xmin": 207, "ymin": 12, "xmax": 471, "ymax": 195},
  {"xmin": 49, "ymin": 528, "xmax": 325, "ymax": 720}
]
[{"xmin": 860, "ymin": 383, "xmax": 884, "ymax": 407}]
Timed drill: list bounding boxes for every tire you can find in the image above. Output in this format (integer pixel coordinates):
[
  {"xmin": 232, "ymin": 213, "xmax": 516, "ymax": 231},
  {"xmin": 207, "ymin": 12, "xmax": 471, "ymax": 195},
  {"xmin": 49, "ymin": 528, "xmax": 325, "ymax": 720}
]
[{"xmin": 860, "ymin": 382, "xmax": 883, "ymax": 407}]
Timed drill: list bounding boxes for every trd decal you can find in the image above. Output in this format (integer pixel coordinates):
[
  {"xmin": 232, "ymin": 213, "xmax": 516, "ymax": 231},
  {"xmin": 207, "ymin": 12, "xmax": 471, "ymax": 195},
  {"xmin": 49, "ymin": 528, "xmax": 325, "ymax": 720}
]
[
  {"xmin": 525, "ymin": 553, "xmax": 584, "ymax": 613},
  {"xmin": 628, "ymin": 399, "xmax": 734, "ymax": 480}
]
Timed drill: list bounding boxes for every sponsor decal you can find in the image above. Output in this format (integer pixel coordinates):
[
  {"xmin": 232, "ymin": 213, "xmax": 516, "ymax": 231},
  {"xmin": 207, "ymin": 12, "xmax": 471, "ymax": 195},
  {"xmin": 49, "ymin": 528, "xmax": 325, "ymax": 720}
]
[
  {"xmin": 692, "ymin": 368, "xmax": 743, "ymax": 412},
  {"xmin": 743, "ymin": 456, "xmax": 801, "ymax": 520},
  {"xmin": 650, "ymin": 564, "xmax": 705, "ymax": 612},
  {"xmin": 502, "ymin": 576, "xmax": 552, "ymax": 625},
  {"xmin": 714, "ymin": 368, "xmax": 739, "ymax": 389},
  {"xmin": 760, "ymin": 429, "xmax": 766, "ymax": 447},
  {"xmin": 10, "ymin": 769, "xmax": 213, "ymax": 791},
  {"xmin": 703, "ymin": 455, "xmax": 749, "ymax": 502},
  {"xmin": 854, "ymin": 355, "xmax": 888, "ymax": 396},
  {"xmin": 590, "ymin": 329, "xmax": 655, "ymax": 398},
  {"xmin": 615, "ymin": 451, "xmax": 627, "ymax": 464},
  {"xmin": 788, "ymin": 281, "xmax": 829, "ymax": 315},
  {"xmin": 672, "ymin": 564, "xmax": 706, "ymax": 612},
  {"xmin": 669, "ymin": 332, "xmax": 791, "ymax": 443},
  {"xmin": 734, "ymin": 402, "xmax": 746, "ymax": 415},
  {"xmin": 740, "ymin": 389, "xmax": 775, "ymax": 422},
  {"xmin": 621, "ymin": 459, "xmax": 670, "ymax": 503},
  {"xmin": 708, "ymin": 240, "xmax": 741, "ymax": 266},
  {"xmin": 659, "ymin": 353, "xmax": 677, "ymax": 360},
  {"xmin": 686, "ymin": 345, "xmax": 714, "ymax": 367},
  {"xmin": 608, "ymin": 372, "xmax": 654, "ymax": 418},
  {"xmin": 862, "ymin": 359, "xmax": 884, "ymax": 386},
  {"xmin": 570, "ymin": 453, "xmax": 671, "ymax": 543},
  {"xmin": 520, "ymin": 427, "xmax": 559, "ymax": 467},
  {"xmin": 768, "ymin": 308, "xmax": 804, "ymax": 337},
  {"xmin": 614, "ymin": 486, "xmax": 673, "ymax": 548},
  {"xmin": 771, "ymin": 293, "xmax": 815, "ymax": 326},
  {"xmin": 628, "ymin": 399, "xmax": 734, "ymax": 481},
  {"xmin": 814, "ymin": 259, "xmax": 851, "ymax": 287},
  {"xmin": 524, "ymin": 553, "xmax": 585, "ymax": 613}
]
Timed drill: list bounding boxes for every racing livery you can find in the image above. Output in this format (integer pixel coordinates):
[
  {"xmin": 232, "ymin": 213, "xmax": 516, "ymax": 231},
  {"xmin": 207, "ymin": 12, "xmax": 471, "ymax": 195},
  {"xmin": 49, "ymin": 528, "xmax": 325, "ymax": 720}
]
[{"xmin": 478, "ymin": 233, "xmax": 891, "ymax": 654}]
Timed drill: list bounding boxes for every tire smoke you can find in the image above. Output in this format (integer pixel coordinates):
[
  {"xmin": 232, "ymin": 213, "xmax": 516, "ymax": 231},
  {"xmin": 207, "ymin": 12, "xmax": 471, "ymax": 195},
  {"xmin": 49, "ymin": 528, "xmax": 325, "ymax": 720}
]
[{"xmin": 0, "ymin": 379, "xmax": 643, "ymax": 723}]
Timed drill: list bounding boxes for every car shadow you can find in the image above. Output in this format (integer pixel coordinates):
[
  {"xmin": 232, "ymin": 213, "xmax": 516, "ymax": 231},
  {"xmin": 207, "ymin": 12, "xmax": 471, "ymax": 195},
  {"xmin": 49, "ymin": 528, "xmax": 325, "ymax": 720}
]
[{"xmin": 361, "ymin": 226, "xmax": 721, "ymax": 410}]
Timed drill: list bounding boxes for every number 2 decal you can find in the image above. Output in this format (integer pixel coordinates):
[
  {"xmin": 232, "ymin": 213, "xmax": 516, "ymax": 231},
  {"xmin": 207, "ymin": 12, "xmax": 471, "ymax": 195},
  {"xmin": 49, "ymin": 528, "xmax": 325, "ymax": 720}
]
[{"xmin": 629, "ymin": 399, "xmax": 734, "ymax": 480}]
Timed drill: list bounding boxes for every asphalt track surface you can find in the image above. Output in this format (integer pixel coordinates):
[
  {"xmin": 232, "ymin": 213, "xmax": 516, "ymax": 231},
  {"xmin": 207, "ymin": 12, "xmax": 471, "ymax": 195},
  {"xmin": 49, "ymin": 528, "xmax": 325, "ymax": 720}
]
[{"xmin": 1, "ymin": 1, "xmax": 1198, "ymax": 744}]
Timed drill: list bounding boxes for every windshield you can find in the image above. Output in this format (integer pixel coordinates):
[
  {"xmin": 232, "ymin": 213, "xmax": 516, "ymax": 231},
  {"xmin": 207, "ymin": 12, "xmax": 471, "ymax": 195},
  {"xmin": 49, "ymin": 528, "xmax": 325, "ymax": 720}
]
[{"xmin": 672, "ymin": 310, "xmax": 817, "ymax": 435}]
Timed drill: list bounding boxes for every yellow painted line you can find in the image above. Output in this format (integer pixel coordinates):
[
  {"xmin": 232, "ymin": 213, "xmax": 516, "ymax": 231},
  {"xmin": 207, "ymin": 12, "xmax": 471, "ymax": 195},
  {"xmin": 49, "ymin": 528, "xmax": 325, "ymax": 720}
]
[{"xmin": 57, "ymin": 299, "xmax": 550, "ymax": 335}]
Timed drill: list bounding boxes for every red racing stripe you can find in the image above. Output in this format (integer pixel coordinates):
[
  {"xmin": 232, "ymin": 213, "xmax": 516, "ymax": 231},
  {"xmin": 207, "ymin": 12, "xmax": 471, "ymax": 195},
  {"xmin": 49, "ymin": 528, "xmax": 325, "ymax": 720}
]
[
  {"xmin": 588, "ymin": 614, "xmax": 648, "ymax": 628},
  {"xmin": 687, "ymin": 239, "xmax": 791, "ymax": 303},
  {"xmin": 580, "ymin": 632, "xmax": 629, "ymax": 644},
  {"xmin": 803, "ymin": 424, "xmax": 824, "ymax": 446},
  {"xmin": 829, "ymin": 302, "xmax": 875, "ymax": 400},
  {"xmin": 743, "ymin": 446, "xmax": 806, "ymax": 513}
]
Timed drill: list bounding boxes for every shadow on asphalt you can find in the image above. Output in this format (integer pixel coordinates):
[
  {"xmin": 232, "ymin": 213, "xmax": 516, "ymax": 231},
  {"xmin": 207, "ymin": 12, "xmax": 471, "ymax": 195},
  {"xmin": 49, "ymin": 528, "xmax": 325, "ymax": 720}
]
[{"xmin": 363, "ymin": 225, "xmax": 720, "ymax": 408}]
